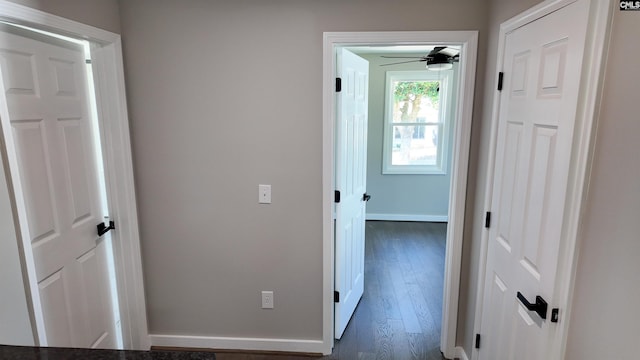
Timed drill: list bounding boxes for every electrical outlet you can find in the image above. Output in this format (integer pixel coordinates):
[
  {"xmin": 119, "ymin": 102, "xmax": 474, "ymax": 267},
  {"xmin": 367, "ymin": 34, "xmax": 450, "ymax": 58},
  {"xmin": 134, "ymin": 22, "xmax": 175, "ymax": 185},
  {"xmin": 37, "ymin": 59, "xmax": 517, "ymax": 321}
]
[
  {"xmin": 261, "ymin": 291, "xmax": 274, "ymax": 309},
  {"xmin": 258, "ymin": 184, "xmax": 271, "ymax": 204}
]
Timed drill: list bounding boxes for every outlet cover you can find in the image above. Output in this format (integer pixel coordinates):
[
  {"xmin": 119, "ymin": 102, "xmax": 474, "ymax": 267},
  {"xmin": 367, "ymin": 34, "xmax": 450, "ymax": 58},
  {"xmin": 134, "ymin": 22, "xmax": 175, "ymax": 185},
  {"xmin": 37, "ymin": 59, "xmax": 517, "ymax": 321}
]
[{"xmin": 261, "ymin": 291, "xmax": 274, "ymax": 309}]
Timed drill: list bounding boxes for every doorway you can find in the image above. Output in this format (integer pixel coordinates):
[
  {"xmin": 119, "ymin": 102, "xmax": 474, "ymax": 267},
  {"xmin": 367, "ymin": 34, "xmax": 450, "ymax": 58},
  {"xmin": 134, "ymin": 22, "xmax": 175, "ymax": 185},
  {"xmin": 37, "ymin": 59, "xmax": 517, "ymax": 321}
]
[
  {"xmin": 322, "ymin": 31, "xmax": 478, "ymax": 358},
  {"xmin": 333, "ymin": 45, "xmax": 457, "ymax": 357},
  {"xmin": 0, "ymin": 1, "xmax": 148, "ymax": 350}
]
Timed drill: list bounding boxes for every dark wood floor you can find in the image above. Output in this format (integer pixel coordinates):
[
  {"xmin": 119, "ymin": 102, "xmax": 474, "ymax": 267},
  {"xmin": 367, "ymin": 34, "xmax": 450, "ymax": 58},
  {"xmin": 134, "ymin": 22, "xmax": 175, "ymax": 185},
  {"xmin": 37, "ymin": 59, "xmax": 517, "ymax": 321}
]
[{"xmin": 216, "ymin": 221, "xmax": 447, "ymax": 360}]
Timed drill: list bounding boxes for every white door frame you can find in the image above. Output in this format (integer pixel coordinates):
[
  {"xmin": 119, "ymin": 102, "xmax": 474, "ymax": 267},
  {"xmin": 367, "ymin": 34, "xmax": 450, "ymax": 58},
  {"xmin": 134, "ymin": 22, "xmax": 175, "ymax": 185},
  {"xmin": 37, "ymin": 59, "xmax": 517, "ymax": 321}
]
[
  {"xmin": 471, "ymin": 1, "xmax": 614, "ymax": 359},
  {"xmin": 0, "ymin": 1, "xmax": 149, "ymax": 350},
  {"xmin": 322, "ymin": 31, "xmax": 478, "ymax": 358}
]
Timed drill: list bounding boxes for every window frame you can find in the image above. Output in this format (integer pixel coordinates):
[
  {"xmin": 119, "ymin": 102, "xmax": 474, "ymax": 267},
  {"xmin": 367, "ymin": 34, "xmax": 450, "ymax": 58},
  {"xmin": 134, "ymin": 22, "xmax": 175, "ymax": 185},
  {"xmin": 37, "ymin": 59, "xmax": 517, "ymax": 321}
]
[{"xmin": 382, "ymin": 70, "xmax": 453, "ymax": 175}]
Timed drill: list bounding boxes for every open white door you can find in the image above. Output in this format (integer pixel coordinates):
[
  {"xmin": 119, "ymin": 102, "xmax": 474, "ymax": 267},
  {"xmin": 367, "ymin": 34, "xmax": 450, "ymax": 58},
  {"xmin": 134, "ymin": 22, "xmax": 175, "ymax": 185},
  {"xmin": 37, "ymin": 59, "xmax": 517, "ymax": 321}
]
[
  {"xmin": 334, "ymin": 48, "xmax": 369, "ymax": 339},
  {"xmin": 0, "ymin": 25, "xmax": 118, "ymax": 349},
  {"xmin": 478, "ymin": 1, "xmax": 590, "ymax": 359}
]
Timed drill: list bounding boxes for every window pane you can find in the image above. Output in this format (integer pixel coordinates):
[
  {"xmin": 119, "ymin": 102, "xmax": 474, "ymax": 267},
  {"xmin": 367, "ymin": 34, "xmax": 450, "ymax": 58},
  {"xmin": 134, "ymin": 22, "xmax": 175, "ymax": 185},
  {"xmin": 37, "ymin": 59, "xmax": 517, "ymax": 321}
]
[
  {"xmin": 392, "ymin": 81, "xmax": 440, "ymax": 124},
  {"xmin": 392, "ymin": 125, "xmax": 439, "ymax": 166}
]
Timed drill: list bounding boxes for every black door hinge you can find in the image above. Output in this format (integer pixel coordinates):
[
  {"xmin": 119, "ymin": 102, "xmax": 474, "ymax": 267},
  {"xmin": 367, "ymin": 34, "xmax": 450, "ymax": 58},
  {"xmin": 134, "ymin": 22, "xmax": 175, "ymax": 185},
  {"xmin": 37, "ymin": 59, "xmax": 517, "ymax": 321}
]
[
  {"xmin": 485, "ymin": 211, "xmax": 492, "ymax": 228},
  {"xmin": 497, "ymin": 72, "xmax": 504, "ymax": 91},
  {"xmin": 475, "ymin": 334, "xmax": 481, "ymax": 349},
  {"xmin": 335, "ymin": 190, "xmax": 341, "ymax": 203},
  {"xmin": 334, "ymin": 291, "xmax": 340, "ymax": 303},
  {"xmin": 97, "ymin": 220, "xmax": 115, "ymax": 237},
  {"xmin": 336, "ymin": 77, "xmax": 342, "ymax": 92}
]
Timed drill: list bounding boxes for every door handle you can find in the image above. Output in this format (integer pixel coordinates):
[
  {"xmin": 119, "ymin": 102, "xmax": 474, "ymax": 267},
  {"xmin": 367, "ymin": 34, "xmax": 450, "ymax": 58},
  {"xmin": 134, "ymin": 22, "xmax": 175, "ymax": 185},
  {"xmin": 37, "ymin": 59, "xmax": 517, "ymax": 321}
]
[
  {"xmin": 97, "ymin": 220, "xmax": 115, "ymax": 237},
  {"xmin": 362, "ymin": 193, "xmax": 371, "ymax": 202},
  {"xmin": 516, "ymin": 291, "xmax": 548, "ymax": 319}
]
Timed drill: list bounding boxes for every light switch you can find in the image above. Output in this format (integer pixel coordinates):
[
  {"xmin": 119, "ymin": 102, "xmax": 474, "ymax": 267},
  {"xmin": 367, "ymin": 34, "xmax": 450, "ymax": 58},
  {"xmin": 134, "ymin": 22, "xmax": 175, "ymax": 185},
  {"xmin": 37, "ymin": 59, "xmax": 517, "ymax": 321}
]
[{"xmin": 258, "ymin": 184, "xmax": 271, "ymax": 204}]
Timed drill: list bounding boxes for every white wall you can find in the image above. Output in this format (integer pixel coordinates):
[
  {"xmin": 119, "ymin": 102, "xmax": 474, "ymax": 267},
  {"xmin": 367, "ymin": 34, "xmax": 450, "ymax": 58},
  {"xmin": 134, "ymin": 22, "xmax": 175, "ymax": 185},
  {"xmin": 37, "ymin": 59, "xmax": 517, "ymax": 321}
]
[
  {"xmin": 359, "ymin": 53, "xmax": 455, "ymax": 220},
  {"xmin": 0, "ymin": 157, "xmax": 33, "ymax": 346},
  {"xmin": 118, "ymin": 0, "xmax": 488, "ymax": 342},
  {"xmin": 565, "ymin": 9, "xmax": 640, "ymax": 359}
]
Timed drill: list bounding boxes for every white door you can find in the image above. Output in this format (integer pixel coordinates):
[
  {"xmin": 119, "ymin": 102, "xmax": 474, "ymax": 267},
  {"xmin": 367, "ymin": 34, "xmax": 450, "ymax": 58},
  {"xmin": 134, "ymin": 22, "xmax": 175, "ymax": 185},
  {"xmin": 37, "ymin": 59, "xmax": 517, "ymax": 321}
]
[
  {"xmin": 478, "ymin": 1, "xmax": 590, "ymax": 359},
  {"xmin": 0, "ymin": 25, "xmax": 117, "ymax": 349},
  {"xmin": 334, "ymin": 48, "xmax": 369, "ymax": 339}
]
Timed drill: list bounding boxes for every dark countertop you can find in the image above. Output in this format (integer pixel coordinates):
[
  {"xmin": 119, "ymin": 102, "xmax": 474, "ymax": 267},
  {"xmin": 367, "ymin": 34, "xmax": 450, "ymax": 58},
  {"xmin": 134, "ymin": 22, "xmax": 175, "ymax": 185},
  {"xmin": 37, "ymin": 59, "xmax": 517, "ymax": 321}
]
[{"xmin": 0, "ymin": 345, "xmax": 216, "ymax": 359}]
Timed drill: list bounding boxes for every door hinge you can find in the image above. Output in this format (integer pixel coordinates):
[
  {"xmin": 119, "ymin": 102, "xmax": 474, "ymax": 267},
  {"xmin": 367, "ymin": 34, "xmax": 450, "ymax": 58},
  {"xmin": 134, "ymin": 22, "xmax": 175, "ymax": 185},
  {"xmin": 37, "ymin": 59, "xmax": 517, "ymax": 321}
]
[
  {"xmin": 97, "ymin": 220, "xmax": 115, "ymax": 237},
  {"xmin": 475, "ymin": 334, "xmax": 481, "ymax": 349},
  {"xmin": 334, "ymin": 291, "xmax": 340, "ymax": 303},
  {"xmin": 335, "ymin": 190, "xmax": 341, "ymax": 203},
  {"xmin": 485, "ymin": 211, "xmax": 492, "ymax": 228},
  {"xmin": 336, "ymin": 77, "xmax": 342, "ymax": 92},
  {"xmin": 497, "ymin": 72, "xmax": 504, "ymax": 91}
]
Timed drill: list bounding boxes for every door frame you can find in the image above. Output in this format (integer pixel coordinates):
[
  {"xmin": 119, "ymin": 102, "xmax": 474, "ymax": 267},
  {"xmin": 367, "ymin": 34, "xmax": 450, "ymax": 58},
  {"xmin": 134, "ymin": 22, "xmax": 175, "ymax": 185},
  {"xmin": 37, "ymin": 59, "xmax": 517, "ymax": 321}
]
[
  {"xmin": 471, "ymin": 0, "xmax": 614, "ymax": 359},
  {"xmin": 0, "ymin": 1, "xmax": 149, "ymax": 350},
  {"xmin": 322, "ymin": 31, "xmax": 478, "ymax": 358}
]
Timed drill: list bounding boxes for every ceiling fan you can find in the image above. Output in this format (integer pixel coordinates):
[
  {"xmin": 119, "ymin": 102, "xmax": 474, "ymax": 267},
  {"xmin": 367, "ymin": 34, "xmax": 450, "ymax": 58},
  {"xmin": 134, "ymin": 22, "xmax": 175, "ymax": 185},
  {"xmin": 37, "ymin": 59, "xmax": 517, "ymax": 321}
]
[{"xmin": 380, "ymin": 46, "xmax": 459, "ymax": 71}]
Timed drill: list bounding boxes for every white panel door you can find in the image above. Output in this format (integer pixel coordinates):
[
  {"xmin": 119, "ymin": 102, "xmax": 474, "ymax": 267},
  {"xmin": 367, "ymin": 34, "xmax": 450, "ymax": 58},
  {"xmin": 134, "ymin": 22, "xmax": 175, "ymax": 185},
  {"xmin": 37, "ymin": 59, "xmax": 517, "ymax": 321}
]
[
  {"xmin": 478, "ymin": 1, "xmax": 590, "ymax": 359},
  {"xmin": 335, "ymin": 48, "xmax": 369, "ymax": 339},
  {"xmin": 0, "ymin": 25, "xmax": 116, "ymax": 349}
]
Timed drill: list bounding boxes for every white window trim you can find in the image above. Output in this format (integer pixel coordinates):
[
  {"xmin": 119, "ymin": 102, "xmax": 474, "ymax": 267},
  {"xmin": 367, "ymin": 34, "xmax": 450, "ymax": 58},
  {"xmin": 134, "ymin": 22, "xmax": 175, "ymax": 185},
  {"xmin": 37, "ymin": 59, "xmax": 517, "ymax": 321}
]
[{"xmin": 382, "ymin": 70, "xmax": 452, "ymax": 175}]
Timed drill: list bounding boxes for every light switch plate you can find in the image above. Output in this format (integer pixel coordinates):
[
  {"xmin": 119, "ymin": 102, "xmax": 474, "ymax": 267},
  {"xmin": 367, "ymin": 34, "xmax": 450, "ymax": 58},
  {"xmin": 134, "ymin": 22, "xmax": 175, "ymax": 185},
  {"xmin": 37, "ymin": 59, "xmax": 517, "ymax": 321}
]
[{"xmin": 258, "ymin": 184, "xmax": 271, "ymax": 204}]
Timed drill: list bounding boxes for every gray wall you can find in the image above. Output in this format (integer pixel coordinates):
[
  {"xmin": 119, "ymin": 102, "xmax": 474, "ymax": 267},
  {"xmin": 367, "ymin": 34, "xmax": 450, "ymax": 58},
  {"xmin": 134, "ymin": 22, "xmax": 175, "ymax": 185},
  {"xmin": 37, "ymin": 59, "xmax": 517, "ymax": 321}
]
[
  {"xmin": 6, "ymin": 0, "xmax": 120, "ymax": 34},
  {"xmin": 0, "ymin": 0, "xmax": 121, "ymax": 347},
  {"xmin": 118, "ymin": 0, "xmax": 488, "ymax": 340},
  {"xmin": 0, "ymin": 157, "xmax": 34, "ymax": 346},
  {"xmin": 360, "ymin": 53, "xmax": 454, "ymax": 219},
  {"xmin": 565, "ymin": 9, "xmax": 640, "ymax": 360}
]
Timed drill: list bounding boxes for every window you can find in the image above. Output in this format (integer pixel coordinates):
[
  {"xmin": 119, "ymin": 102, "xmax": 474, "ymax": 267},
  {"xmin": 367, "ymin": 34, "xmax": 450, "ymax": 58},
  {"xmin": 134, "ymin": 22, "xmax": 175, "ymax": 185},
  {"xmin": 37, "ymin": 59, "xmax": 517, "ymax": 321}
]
[{"xmin": 383, "ymin": 70, "xmax": 452, "ymax": 174}]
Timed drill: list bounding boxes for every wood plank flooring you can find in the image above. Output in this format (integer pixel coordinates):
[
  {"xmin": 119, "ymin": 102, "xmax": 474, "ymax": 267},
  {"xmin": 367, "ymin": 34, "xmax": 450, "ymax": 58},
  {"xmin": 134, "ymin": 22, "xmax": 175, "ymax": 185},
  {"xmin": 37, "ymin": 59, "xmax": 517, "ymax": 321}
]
[{"xmin": 216, "ymin": 221, "xmax": 448, "ymax": 360}]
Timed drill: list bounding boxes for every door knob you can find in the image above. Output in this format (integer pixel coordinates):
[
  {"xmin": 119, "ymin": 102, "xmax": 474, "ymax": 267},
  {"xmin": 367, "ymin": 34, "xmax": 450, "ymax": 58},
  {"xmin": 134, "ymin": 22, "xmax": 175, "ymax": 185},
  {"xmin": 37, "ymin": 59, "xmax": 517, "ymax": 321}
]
[
  {"xmin": 516, "ymin": 291, "xmax": 548, "ymax": 320},
  {"xmin": 362, "ymin": 193, "xmax": 371, "ymax": 202}
]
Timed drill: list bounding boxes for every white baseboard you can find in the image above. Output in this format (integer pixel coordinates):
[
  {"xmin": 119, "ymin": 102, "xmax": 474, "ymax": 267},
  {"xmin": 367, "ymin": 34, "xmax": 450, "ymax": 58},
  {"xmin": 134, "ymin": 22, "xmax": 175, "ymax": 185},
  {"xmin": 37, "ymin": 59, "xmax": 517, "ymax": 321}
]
[
  {"xmin": 149, "ymin": 334, "xmax": 327, "ymax": 355},
  {"xmin": 455, "ymin": 346, "xmax": 470, "ymax": 360},
  {"xmin": 366, "ymin": 213, "xmax": 448, "ymax": 222}
]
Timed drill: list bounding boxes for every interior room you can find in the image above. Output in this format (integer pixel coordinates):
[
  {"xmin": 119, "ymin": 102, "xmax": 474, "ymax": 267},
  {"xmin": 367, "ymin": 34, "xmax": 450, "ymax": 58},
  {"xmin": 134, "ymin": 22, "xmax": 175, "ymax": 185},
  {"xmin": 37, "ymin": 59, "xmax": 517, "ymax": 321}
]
[{"xmin": 0, "ymin": 0, "xmax": 638, "ymax": 359}]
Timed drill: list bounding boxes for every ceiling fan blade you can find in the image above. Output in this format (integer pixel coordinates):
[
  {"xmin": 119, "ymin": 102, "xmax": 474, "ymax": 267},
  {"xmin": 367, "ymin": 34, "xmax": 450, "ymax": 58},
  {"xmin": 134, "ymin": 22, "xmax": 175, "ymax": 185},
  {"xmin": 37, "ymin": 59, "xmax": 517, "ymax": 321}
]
[
  {"xmin": 380, "ymin": 59, "xmax": 425, "ymax": 66},
  {"xmin": 428, "ymin": 46, "xmax": 447, "ymax": 56},
  {"xmin": 440, "ymin": 47, "xmax": 460, "ymax": 57}
]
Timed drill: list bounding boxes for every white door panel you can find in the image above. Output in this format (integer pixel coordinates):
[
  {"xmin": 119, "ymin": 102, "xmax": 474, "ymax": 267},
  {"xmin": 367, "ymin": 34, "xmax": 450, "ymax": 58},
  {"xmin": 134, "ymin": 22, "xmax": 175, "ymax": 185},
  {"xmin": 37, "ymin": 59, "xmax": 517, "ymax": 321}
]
[
  {"xmin": 0, "ymin": 25, "xmax": 116, "ymax": 349},
  {"xmin": 38, "ymin": 270, "xmax": 73, "ymax": 346},
  {"xmin": 335, "ymin": 48, "xmax": 368, "ymax": 339},
  {"xmin": 479, "ymin": 1, "xmax": 589, "ymax": 359}
]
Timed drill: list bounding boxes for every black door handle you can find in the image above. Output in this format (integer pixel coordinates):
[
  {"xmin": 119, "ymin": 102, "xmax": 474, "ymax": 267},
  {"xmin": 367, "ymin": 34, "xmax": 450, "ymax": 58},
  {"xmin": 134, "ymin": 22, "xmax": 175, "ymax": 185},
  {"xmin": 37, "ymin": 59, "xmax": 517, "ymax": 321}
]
[
  {"xmin": 97, "ymin": 220, "xmax": 115, "ymax": 237},
  {"xmin": 362, "ymin": 193, "xmax": 371, "ymax": 202},
  {"xmin": 517, "ymin": 292, "xmax": 547, "ymax": 320}
]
